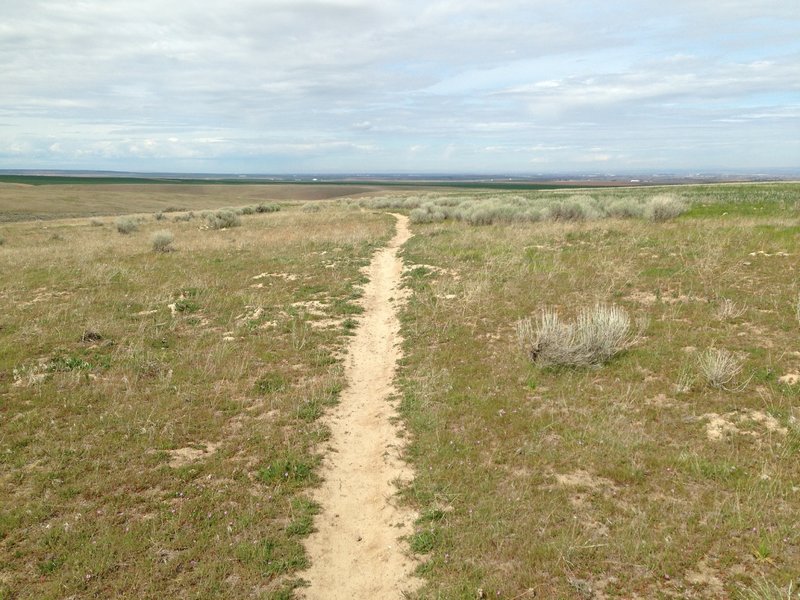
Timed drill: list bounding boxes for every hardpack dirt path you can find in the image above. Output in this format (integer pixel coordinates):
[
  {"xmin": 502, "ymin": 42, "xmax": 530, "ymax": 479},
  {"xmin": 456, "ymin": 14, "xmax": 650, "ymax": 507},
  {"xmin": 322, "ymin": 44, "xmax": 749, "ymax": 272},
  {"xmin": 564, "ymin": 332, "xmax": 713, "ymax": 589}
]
[{"xmin": 301, "ymin": 214, "xmax": 419, "ymax": 599}]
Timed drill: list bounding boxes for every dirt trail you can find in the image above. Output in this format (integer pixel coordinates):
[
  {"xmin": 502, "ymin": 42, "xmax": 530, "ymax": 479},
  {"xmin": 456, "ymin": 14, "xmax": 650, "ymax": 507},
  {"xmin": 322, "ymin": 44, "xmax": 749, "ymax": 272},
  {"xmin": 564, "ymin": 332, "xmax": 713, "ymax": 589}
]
[{"xmin": 301, "ymin": 214, "xmax": 419, "ymax": 599}]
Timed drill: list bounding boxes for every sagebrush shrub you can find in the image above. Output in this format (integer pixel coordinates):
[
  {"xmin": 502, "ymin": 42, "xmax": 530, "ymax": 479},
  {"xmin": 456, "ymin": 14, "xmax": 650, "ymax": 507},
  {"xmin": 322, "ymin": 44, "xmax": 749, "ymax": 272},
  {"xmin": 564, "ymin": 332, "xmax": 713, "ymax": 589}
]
[
  {"xmin": 256, "ymin": 203, "xmax": 281, "ymax": 213},
  {"xmin": 517, "ymin": 305, "xmax": 632, "ymax": 367},
  {"xmin": 204, "ymin": 210, "xmax": 241, "ymax": 229},
  {"xmin": 547, "ymin": 199, "xmax": 591, "ymax": 221},
  {"xmin": 151, "ymin": 230, "xmax": 175, "ymax": 252},
  {"xmin": 89, "ymin": 218, "xmax": 104, "ymax": 227},
  {"xmin": 115, "ymin": 216, "xmax": 138, "ymax": 234},
  {"xmin": 645, "ymin": 194, "xmax": 687, "ymax": 222},
  {"xmin": 410, "ymin": 206, "xmax": 445, "ymax": 224},
  {"xmin": 606, "ymin": 198, "xmax": 644, "ymax": 218}
]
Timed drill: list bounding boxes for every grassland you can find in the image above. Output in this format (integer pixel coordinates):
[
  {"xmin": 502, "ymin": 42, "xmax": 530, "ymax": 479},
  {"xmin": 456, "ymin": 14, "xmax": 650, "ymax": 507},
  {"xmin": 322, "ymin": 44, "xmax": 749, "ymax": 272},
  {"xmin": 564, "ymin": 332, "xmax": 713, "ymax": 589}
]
[
  {"xmin": 392, "ymin": 182, "xmax": 800, "ymax": 598},
  {"xmin": 0, "ymin": 182, "xmax": 378, "ymax": 223},
  {"xmin": 0, "ymin": 199, "xmax": 393, "ymax": 598},
  {"xmin": 1, "ymin": 181, "xmax": 799, "ymax": 599}
]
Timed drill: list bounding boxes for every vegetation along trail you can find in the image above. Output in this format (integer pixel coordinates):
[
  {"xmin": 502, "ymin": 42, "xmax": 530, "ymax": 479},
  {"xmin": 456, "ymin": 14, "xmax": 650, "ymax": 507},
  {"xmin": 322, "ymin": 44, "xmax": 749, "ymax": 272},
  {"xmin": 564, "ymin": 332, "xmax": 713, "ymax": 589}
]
[{"xmin": 301, "ymin": 213, "xmax": 419, "ymax": 598}]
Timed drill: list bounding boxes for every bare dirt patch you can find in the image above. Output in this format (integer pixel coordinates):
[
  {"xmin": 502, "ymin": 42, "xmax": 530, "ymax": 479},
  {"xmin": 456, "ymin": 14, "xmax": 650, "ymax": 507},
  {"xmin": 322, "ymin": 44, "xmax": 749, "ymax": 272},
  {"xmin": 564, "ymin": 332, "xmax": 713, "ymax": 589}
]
[
  {"xmin": 685, "ymin": 558, "xmax": 725, "ymax": 597},
  {"xmin": 624, "ymin": 290, "xmax": 707, "ymax": 305},
  {"xmin": 300, "ymin": 214, "xmax": 419, "ymax": 599},
  {"xmin": 167, "ymin": 442, "xmax": 221, "ymax": 468},
  {"xmin": 555, "ymin": 470, "xmax": 616, "ymax": 491},
  {"xmin": 251, "ymin": 271, "xmax": 299, "ymax": 282},
  {"xmin": 701, "ymin": 410, "xmax": 788, "ymax": 441}
]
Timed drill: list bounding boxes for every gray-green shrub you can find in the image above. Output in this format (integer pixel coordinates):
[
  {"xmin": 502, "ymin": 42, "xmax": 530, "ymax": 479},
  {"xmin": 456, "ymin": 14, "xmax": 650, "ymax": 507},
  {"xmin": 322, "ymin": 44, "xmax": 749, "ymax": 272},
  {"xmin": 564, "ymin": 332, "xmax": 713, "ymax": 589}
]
[
  {"xmin": 410, "ymin": 204, "xmax": 446, "ymax": 224},
  {"xmin": 115, "ymin": 216, "xmax": 138, "ymax": 234},
  {"xmin": 606, "ymin": 198, "xmax": 644, "ymax": 218},
  {"xmin": 362, "ymin": 190, "xmax": 692, "ymax": 227},
  {"xmin": 151, "ymin": 230, "xmax": 175, "ymax": 252},
  {"xmin": 256, "ymin": 203, "xmax": 281, "ymax": 213},
  {"xmin": 204, "ymin": 210, "xmax": 241, "ymax": 229},
  {"xmin": 645, "ymin": 194, "xmax": 687, "ymax": 222}
]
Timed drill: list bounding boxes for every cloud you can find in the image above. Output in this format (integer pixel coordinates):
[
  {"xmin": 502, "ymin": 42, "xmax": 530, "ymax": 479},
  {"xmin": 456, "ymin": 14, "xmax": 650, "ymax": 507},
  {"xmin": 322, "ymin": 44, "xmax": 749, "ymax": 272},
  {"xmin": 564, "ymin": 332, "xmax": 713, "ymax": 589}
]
[{"xmin": 0, "ymin": 0, "xmax": 798, "ymax": 172}]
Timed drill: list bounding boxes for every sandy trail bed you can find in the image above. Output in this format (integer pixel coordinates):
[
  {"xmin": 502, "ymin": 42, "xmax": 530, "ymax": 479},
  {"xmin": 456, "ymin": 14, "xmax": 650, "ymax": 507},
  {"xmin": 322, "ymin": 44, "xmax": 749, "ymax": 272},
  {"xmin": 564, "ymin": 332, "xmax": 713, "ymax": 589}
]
[{"xmin": 301, "ymin": 214, "xmax": 419, "ymax": 599}]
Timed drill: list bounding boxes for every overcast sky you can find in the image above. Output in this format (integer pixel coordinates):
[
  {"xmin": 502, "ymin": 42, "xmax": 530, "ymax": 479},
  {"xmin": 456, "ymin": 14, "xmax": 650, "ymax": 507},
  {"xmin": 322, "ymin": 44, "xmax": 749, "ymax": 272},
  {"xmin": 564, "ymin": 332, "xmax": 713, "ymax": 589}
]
[{"xmin": 1, "ymin": 0, "xmax": 799, "ymax": 174}]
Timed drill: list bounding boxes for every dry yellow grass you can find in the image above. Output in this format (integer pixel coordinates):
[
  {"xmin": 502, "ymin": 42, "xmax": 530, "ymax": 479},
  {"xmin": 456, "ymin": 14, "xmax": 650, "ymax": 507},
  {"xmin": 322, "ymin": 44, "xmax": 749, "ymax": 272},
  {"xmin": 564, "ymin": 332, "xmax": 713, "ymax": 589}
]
[{"xmin": 0, "ymin": 182, "xmax": 380, "ymax": 222}]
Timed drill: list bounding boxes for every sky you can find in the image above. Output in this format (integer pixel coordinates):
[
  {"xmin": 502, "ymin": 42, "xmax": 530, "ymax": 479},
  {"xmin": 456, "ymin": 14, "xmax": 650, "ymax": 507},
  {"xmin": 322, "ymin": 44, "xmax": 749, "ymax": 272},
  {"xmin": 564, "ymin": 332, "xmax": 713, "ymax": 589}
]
[{"xmin": 1, "ymin": 0, "xmax": 799, "ymax": 174}]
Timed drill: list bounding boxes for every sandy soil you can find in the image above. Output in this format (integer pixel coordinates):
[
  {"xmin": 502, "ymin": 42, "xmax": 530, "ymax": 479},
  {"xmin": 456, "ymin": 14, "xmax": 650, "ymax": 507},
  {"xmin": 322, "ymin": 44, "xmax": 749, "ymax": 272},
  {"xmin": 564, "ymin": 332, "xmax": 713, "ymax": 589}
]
[{"xmin": 300, "ymin": 214, "xmax": 420, "ymax": 599}]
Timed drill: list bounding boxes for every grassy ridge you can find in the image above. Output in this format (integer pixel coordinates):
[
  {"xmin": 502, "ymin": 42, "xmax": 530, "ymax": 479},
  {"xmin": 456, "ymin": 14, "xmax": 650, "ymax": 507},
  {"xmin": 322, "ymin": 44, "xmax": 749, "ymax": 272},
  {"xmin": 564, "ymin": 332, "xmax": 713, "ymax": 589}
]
[{"xmin": 396, "ymin": 184, "xmax": 800, "ymax": 598}]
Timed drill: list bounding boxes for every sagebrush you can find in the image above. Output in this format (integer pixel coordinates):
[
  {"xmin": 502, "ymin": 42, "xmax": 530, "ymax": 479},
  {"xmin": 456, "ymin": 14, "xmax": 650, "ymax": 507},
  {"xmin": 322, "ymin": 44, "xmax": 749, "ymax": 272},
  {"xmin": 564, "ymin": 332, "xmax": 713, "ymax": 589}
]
[
  {"xmin": 151, "ymin": 230, "xmax": 175, "ymax": 252},
  {"xmin": 204, "ymin": 209, "xmax": 241, "ymax": 229},
  {"xmin": 115, "ymin": 216, "xmax": 138, "ymax": 234}
]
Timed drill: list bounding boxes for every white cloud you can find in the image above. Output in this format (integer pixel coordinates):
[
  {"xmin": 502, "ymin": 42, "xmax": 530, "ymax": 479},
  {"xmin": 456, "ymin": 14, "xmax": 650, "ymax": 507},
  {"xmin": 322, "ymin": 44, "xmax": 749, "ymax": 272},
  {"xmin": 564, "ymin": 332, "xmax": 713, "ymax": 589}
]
[{"xmin": 0, "ymin": 0, "xmax": 798, "ymax": 171}]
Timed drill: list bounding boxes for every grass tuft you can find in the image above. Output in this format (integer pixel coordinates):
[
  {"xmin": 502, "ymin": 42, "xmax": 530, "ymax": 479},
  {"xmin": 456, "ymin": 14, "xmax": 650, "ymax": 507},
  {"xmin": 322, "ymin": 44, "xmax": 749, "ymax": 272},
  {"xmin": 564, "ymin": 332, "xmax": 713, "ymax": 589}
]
[
  {"xmin": 715, "ymin": 298, "xmax": 746, "ymax": 320},
  {"xmin": 795, "ymin": 294, "xmax": 800, "ymax": 326},
  {"xmin": 736, "ymin": 578, "xmax": 797, "ymax": 600},
  {"xmin": 697, "ymin": 348, "xmax": 744, "ymax": 389},
  {"xmin": 517, "ymin": 304, "xmax": 632, "ymax": 367},
  {"xmin": 254, "ymin": 372, "xmax": 287, "ymax": 394}
]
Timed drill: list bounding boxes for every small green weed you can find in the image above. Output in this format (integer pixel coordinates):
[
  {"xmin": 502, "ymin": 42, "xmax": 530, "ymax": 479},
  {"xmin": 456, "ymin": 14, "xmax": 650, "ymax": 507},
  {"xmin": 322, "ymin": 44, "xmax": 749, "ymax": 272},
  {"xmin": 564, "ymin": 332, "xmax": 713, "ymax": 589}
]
[
  {"xmin": 254, "ymin": 372, "xmax": 287, "ymax": 394},
  {"xmin": 258, "ymin": 459, "xmax": 314, "ymax": 485},
  {"xmin": 409, "ymin": 529, "xmax": 438, "ymax": 554}
]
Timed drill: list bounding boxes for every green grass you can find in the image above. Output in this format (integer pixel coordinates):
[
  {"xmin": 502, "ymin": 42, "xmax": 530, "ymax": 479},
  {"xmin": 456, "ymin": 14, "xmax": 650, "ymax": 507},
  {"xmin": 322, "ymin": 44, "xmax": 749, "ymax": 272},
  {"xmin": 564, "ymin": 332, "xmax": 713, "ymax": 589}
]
[
  {"xmin": 2, "ymin": 181, "xmax": 799, "ymax": 598},
  {"xmin": 0, "ymin": 204, "xmax": 393, "ymax": 598},
  {"xmin": 395, "ymin": 182, "xmax": 800, "ymax": 598}
]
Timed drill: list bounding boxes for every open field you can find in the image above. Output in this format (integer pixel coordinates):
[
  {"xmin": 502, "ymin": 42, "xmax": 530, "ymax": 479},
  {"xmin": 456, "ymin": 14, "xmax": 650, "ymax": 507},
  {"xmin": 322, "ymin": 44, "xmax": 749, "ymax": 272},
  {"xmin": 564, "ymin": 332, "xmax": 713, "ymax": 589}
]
[
  {"xmin": 0, "ymin": 202, "xmax": 394, "ymax": 598},
  {"xmin": 0, "ymin": 183, "xmax": 380, "ymax": 223},
  {"xmin": 1, "ymin": 181, "xmax": 799, "ymax": 598},
  {"xmin": 392, "ymin": 182, "xmax": 800, "ymax": 598}
]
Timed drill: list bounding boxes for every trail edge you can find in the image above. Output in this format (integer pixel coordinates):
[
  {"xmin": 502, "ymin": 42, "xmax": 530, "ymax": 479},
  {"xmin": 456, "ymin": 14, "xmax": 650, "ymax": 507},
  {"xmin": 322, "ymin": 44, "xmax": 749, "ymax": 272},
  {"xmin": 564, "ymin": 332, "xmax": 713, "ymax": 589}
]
[{"xmin": 300, "ymin": 213, "xmax": 420, "ymax": 599}]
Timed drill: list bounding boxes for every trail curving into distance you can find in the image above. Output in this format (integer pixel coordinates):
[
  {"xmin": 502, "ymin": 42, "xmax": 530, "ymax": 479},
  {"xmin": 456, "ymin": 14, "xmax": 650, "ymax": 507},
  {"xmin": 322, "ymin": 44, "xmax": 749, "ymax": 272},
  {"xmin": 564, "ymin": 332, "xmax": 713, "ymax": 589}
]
[{"xmin": 301, "ymin": 213, "xmax": 419, "ymax": 599}]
